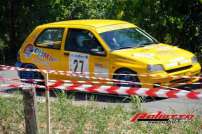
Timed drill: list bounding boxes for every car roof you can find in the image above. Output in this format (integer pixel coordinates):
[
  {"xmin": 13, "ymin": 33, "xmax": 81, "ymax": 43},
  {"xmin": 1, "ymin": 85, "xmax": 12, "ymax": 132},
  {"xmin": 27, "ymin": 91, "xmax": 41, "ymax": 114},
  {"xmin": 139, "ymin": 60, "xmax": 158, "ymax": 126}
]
[
  {"xmin": 43, "ymin": 19, "xmax": 129, "ymax": 27},
  {"xmin": 40, "ymin": 19, "xmax": 136, "ymax": 33}
]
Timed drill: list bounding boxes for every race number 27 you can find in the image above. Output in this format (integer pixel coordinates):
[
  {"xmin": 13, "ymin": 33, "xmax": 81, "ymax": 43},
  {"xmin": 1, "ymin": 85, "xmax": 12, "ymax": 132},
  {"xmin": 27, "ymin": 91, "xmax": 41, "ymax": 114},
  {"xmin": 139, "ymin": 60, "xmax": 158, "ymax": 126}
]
[
  {"xmin": 69, "ymin": 53, "xmax": 89, "ymax": 75},
  {"xmin": 73, "ymin": 59, "xmax": 84, "ymax": 72}
]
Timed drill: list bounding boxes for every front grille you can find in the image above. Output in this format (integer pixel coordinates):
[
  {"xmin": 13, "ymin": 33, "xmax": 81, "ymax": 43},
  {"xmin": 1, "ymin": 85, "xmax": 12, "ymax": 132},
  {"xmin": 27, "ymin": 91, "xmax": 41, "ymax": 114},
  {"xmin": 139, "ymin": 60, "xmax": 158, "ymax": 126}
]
[
  {"xmin": 170, "ymin": 78, "xmax": 190, "ymax": 83},
  {"xmin": 166, "ymin": 65, "xmax": 192, "ymax": 73}
]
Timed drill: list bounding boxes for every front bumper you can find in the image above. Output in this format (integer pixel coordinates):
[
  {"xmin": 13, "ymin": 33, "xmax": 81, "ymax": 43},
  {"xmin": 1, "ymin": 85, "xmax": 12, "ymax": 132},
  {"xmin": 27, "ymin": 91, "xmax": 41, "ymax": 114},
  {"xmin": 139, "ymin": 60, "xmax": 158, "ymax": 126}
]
[{"xmin": 139, "ymin": 63, "xmax": 201, "ymax": 88}]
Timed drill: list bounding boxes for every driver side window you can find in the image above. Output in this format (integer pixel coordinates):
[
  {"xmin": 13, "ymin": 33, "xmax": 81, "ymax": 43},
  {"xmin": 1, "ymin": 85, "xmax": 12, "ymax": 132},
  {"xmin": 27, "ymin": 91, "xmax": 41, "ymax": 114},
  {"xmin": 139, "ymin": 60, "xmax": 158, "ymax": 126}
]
[{"xmin": 65, "ymin": 29, "xmax": 105, "ymax": 55}]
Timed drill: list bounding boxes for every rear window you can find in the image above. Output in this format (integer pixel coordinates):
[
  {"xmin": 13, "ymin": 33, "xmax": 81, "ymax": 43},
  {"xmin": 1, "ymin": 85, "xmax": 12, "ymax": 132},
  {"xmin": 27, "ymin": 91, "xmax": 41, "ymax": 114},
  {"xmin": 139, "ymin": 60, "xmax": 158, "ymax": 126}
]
[{"xmin": 35, "ymin": 28, "xmax": 64, "ymax": 49}]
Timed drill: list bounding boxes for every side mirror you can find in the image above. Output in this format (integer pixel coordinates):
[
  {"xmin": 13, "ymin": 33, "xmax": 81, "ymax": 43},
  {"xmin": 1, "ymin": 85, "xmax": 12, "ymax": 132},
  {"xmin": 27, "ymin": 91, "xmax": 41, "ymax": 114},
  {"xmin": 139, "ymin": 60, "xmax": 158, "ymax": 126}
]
[{"xmin": 90, "ymin": 48, "xmax": 106, "ymax": 56}]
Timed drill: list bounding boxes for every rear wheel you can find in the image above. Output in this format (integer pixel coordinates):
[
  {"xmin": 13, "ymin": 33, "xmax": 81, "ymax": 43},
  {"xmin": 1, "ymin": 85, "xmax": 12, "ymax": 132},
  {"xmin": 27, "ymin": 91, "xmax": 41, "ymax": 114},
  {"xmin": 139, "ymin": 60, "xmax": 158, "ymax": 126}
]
[
  {"xmin": 19, "ymin": 64, "xmax": 43, "ymax": 80},
  {"xmin": 18, "ymin": 64, "xmax": 45, "ymax": 95}
]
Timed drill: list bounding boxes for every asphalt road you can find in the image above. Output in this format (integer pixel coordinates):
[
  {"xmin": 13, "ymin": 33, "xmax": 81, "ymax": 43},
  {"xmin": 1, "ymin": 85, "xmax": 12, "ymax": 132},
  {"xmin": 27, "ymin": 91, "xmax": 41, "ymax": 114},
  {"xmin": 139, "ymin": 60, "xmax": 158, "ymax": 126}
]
[{"xmin": 0, "ymin": 70, "xmax": 202, "ymax": 115}]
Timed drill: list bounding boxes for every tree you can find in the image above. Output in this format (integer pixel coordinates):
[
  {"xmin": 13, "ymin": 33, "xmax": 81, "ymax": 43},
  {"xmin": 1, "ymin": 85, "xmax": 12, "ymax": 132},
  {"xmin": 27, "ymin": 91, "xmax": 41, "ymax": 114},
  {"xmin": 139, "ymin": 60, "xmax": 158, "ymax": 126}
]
[{"xmin": 0, "ymin": 0, "xmax": 201, "ymax": 62}]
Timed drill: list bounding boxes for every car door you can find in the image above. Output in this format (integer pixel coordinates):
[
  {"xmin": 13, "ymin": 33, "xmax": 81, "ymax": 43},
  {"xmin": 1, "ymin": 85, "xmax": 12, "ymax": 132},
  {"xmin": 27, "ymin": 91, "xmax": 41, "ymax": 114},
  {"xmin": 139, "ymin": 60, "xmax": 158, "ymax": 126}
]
[
  {"xmin": 64, "ymin": 28, "xmax": 109, "ymax": 81},
  {"xmin": 33, "ymin": 27, "xmax": 67, "ymax": 79}
]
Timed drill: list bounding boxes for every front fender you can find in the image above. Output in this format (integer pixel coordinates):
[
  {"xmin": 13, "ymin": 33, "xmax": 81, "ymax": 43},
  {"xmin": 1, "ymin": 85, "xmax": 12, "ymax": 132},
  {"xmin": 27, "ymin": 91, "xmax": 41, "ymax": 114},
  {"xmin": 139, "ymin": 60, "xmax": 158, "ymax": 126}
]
[{"xmin": 110, "ymin": 57, "xmax": 147, "ymax": 77}]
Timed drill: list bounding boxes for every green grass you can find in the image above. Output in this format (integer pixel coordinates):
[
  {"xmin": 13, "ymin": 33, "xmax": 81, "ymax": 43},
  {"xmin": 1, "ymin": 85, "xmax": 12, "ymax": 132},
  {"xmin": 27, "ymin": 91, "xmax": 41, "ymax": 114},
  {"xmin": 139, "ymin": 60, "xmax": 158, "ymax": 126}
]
[{"xmin": 0, "ymin": 93, "xmax": 201, "ymax": 134}]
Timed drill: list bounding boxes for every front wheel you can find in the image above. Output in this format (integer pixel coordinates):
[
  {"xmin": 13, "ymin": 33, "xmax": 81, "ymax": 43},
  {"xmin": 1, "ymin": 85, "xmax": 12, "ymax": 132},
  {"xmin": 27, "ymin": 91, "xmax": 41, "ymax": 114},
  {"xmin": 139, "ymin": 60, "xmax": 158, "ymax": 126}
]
[
  {"xmin": 113, "ymin": 69, "xmax": 149, "ymax": 102},
  {"xmin": 113, "ymin": 69, "xmax": 141, "ymax": 87}
]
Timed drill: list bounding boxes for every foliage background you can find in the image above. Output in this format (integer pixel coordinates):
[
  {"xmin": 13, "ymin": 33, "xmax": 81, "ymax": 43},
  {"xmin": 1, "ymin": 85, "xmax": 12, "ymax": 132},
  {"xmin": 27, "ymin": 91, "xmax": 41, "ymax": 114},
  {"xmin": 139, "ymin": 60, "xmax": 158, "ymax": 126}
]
[{"xmin": 0, "ymin": 0, "xmax": 202, "ymax": 63}]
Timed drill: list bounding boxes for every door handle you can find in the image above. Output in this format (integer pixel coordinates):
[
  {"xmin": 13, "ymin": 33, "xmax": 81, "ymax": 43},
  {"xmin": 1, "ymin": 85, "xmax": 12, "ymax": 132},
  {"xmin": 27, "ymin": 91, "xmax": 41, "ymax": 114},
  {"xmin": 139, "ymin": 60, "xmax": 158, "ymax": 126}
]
[{"xmin": 64, "ymin": 52, "xmax": 69, "ymax": 56}]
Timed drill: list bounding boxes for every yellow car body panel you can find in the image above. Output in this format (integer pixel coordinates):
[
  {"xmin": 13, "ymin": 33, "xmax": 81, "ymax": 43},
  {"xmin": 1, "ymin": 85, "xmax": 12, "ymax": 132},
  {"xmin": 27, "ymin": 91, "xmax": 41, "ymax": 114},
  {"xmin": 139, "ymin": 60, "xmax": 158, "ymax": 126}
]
[{"xmin": 18, "ymin": 20, "xmax": 201, "ymax": 88}]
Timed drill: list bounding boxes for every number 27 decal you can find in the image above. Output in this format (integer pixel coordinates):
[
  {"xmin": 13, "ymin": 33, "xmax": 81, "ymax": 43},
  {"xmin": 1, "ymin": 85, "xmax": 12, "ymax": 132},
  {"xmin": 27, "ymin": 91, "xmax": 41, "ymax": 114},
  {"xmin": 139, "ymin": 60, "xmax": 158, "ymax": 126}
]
[
  {"xmin": 73, "ymin": 59, "xmax": 84, "ymax": 72},
  {"xmin": 69, "ymin": 53, "xmax": 89, "ymax": 75}
]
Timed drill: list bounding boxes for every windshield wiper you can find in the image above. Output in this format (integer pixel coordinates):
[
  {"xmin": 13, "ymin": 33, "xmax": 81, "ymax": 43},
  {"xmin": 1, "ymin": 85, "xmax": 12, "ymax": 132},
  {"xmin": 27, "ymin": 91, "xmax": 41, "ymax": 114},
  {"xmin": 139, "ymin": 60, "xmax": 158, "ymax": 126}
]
[
  {"xmin": 114, "ymin": 42, "xmax": 156, "ymax": 50},
  {"xmin": 136, "ymin": 42, "xmax": 155, "ymax": 48},
  {"xmin": 116, "ymin": 46, "xmax": 134, "ymax": 50}
]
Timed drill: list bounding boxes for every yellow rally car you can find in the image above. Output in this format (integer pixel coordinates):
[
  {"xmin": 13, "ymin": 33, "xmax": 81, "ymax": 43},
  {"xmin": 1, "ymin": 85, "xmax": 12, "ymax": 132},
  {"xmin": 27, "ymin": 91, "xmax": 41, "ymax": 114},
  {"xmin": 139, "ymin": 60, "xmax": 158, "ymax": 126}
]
[{"xmin": 16, "ymin": 20, "xmax": 201, "ymax": 88}]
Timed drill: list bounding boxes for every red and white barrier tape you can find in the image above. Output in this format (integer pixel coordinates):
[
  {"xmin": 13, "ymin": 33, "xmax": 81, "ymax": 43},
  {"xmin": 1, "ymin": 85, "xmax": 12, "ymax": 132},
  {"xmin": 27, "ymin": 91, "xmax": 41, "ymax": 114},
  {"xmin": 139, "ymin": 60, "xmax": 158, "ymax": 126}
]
[
  {"xmin": 1, "ymin": 76, "xmax": 202, "ymax": 92},
  {"xmin": 1, "ymin": 65, "xmax": 201, "ymax": 91},
  {"xmin": 0, "ymin": 83, "xmax": 45, "ymax": 89},
  {"xmin": 1, "ymin": 65, "xmax": 201, "ymax": 80},
  {"xmin": 1, "ymin": 77, "xmax": 197, "ymax": 91},
  {"xmin": 0, "ymin": 83, "xmax": 22, "ymax": 89},
  {"xmin": 48, "ymin": 83, "xmax": 202, "ymax": 99},
  {"xmin": 0, "ymin": 65, "xmax": 201, "ymax": 90},
  {"xmin": 1, "ymin": 81, "xmax": 202, "ymax": 99},
  {"xmin": 1, "ymin": 77, "xmax": 202, "ymax": 85},
  {"xmin": 46, "ymin": 80, "xmax": 198, "ymax": 90}
]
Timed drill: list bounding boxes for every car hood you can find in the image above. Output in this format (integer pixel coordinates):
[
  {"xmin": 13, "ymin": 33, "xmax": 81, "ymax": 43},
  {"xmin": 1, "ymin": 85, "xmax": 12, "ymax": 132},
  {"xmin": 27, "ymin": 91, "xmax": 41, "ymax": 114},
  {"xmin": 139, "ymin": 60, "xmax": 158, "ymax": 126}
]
[{"xmin": 111, "ymin": 44, "xmax": 194, "ymax": 70}]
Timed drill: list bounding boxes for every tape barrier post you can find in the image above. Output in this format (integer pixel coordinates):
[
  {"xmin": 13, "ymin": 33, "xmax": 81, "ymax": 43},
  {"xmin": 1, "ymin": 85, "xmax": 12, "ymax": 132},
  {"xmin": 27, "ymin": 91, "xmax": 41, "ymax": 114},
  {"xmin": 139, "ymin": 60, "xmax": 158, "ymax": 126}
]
[
  {"xmin": 32, "ymin": 84, "xmax": 39, "ymax": 133},
  {"xmin": 22, "ymin": 84, "xmax": 38, "ymax": 134},
  {"xmin": 45, "ymin": 73, "xmax": 51, "ymax": 134}
]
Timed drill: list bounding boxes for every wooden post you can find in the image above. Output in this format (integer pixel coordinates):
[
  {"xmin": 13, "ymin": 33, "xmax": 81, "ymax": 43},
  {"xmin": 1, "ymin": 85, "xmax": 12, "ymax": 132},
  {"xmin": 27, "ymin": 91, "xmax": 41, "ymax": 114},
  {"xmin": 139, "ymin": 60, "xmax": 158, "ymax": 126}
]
[
  {"xmin": 22, "ymin": 85, "xmax": 38, "ymax": 134},
  {"xmin": 45, "ymin": 73, "xmax": 51, "ymax": 134}
]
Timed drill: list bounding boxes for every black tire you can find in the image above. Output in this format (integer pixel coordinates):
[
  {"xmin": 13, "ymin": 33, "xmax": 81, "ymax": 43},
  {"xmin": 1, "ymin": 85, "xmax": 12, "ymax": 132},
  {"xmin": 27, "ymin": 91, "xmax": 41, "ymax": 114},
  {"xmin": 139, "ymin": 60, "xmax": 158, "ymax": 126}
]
[
  {"xmin": 113, "ymin": 69, "xmax": 141, "ymax": 87},
  {"xmin": 113, "ymin": 69, "xmax": 150, "ymax": 102},
  {"xmin": 19, "ymin": 64, "xmax": 43, "ymax": 81},
  {"xmin": 18, "ymin": 64, "xmax": 45, "ymax": 95}
]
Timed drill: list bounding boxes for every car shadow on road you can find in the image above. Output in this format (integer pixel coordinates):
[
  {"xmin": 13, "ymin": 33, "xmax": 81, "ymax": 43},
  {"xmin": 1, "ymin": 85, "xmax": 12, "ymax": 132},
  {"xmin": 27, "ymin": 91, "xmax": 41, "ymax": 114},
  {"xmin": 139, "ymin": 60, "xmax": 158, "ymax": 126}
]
[{"xmin": 34, "ymin": 89, "xmax": 163, "ymax": 103}]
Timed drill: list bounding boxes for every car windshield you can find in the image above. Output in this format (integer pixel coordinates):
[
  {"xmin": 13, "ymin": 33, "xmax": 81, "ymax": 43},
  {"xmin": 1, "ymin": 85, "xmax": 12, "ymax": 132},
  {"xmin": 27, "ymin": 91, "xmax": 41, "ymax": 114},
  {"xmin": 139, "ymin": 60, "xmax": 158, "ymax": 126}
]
[{"xmin": 100, "ymin": 28, "xmax": 158, "ymax": 50}]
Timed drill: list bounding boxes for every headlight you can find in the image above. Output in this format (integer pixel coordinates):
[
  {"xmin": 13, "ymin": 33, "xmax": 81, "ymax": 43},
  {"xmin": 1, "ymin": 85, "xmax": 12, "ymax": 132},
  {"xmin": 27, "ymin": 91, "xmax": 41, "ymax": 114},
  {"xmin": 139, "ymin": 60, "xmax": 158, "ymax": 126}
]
[
  {"xmin": 147, "ymin": 64, "xmax": 164, "ymax": 72},
  {"xmin": 191, "ymin": 56, "xmax": 198, "ymax": 64}
]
